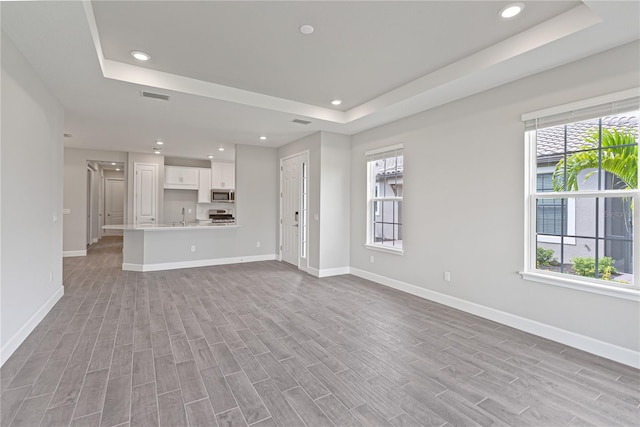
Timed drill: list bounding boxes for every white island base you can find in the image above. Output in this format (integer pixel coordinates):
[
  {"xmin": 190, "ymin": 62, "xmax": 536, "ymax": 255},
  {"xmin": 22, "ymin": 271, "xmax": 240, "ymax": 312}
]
[{"xmin": 104, "ymin": 224, "xmax": 275, "ymax": 272}]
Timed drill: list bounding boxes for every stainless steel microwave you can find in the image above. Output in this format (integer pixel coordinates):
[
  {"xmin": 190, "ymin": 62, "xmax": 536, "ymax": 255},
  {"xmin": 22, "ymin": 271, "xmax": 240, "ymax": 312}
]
[{"xmin": 211, "ymin": 189, "xmax": 235, "ymax": 203}]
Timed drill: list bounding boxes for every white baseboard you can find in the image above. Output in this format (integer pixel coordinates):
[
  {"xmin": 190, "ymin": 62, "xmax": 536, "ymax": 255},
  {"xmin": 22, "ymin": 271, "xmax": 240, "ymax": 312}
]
[
  {"xmin": 123, "ymin": 253, "xmax": 277, "ymax": 272},
  {"xmin": 1, "ymin": 286, "xmax": 64, "ymax": 366},
  {"xmin": 92, "ymin": 238, "xmax": 99, "ymax": 243},
  {"xmin": 350, "ymin": 268, "xmax": 640, "ymax": 369},
  {"xmin": 63, "ymin": 250, "xmax": 86, "ymax": 257},
  {"xmin": 308, "ymin": 266, "xmax": 351, "ymax": 278}
]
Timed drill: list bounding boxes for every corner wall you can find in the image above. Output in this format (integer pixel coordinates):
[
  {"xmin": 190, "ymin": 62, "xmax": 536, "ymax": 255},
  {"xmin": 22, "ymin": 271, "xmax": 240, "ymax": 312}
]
[
  {"xmin": 1, "ymin": 33, "xmax": 64, "ymax": 364},
  {"xmin": 349, "ymin": 41, "xmax": 640, "ymax": 360},
  {"xmin": 319, "ymin": 132, "xmax": 351, "ymax": 272},
  {"xmin": 277, "ymin": 132, "xmax": 351, "ymax": 276}
]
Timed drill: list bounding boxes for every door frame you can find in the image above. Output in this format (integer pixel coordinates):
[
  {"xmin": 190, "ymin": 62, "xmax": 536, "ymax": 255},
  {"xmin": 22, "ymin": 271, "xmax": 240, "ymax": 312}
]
[{"xmin": 279, "ymin": 151, "xmax": 309, "ymax": 272}]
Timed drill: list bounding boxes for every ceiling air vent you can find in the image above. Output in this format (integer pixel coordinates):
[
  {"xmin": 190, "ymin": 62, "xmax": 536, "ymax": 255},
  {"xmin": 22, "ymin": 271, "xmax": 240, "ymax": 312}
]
[
  {"xmin": 140, "ymin": 91, "xmax": 170, "ymax": 101},
  {"xmin": 292, "ymin": 118, "xmax": 312, "ymax": 125}
]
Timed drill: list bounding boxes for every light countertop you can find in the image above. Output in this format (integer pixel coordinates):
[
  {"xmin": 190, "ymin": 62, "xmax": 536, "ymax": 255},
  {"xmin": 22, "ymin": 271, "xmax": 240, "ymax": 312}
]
[{"xmin": 103, "ymin": 223, "xmax": 239, "ymax": 231}]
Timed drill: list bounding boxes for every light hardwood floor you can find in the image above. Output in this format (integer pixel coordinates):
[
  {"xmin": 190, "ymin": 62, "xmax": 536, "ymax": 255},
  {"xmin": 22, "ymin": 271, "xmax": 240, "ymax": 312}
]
[{"xmin": 1, "ymin": 236, "xmax": 639, "ymax": 426}]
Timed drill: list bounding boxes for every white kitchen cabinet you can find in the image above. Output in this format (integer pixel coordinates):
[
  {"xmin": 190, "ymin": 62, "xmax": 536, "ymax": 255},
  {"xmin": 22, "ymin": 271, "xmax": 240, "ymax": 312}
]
[
  {"xmin": 164, "ymin": 166, "xmax": 198, "ymax": 189},
  {"xmin": 197, "ymin": 168, "xmax": 212, "ymax": 203},
  {"xmin": 211, "ymin": 161, "xmax": 235, "ymax": 189}
]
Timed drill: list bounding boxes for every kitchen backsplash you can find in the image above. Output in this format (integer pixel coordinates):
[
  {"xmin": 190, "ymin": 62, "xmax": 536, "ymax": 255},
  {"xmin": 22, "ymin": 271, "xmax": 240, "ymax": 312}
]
[{"xmin": 163, "ymin": 189, "xmax": 197, "ymax": 224}]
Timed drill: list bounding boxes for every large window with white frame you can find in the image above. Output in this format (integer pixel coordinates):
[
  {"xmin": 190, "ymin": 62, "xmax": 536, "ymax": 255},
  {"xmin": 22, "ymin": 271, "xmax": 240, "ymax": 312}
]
[
  {"xmin": 522, "ymin": 90, "xmax": 639, "ymax": 297},
  {"xmin": 366, "ymin": 145, "xmax": 403, "ymax": 253}
]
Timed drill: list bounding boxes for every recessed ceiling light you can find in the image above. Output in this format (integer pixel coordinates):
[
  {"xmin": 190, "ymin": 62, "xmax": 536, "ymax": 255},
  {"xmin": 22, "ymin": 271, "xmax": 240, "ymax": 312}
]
[
  {"xmin": 111, "ymin": 162, "xmax": 116, "ymax": 165},
  {"xmin": 331, "ymin": 99, "xmax": 342, "ymax": 106},
  {"xmin": 156, "ymin": 140, "xmax": 164, "ymax": 145},
  {"xmin": 299, "ymin": 24, "xmax": 314, "ymax": 35},
  {"xmin": 499, "ymin": 3, "xmax": 524, "ymax": 19},
  {"xmin": 131, "ymin": 50, "xmax": 151, "ymax": 61},
  {"xmin": 208, "ymin": 155, "xmax": 214, "ymax": 159},
  {"xmin": 259, "ymin": 136, "xmax": 267, "ymax": 140},
  {"xmin": 154, "ymin": 151, "xmax": 161, "ymax": 154},
  {"xmin": 115, "ymin": 168, "xmax": 120, "ymax": 171},
  {"xmin": 218, "ymin": 147, "xmax": 225, "ymax": 152}
]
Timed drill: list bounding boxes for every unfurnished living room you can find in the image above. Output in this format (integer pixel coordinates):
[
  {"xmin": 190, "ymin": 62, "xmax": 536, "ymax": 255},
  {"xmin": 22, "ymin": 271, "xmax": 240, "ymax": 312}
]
[{"xmin": 1, "ymin": 1, "xmax": 639, "ymax": 426}]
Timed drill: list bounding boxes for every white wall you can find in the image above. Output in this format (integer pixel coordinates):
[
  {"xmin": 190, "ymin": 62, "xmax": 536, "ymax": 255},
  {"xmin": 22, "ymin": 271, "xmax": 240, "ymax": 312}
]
[
  {"xmin": 349, "ymin": 41, "xmax": 640, "ymax": 356},
  {"xmin": 319, "ymin": 132, "xmax": 351, "ymax": 271},
  {"xmin": 1, "ymin": 33, "xmax": 64, "ymax": 364},
  {"xmin": 235, "ymin": 145, "xmax": 278, "ymax": 258},
  {"xmin": 64, "ymin": 148, "xmax": 127, "ymax": 254}
]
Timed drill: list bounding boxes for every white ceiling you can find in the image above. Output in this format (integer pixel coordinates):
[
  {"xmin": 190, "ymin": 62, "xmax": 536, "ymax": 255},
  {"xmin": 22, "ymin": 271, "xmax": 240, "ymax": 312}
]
[{"xmin": 1, "ymin": 1, "xmax": 639, "ymax": 160}]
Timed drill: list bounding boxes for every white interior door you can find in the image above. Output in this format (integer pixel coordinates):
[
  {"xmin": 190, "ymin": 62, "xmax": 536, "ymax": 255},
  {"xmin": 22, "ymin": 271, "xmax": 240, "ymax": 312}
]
[
  {"xmin": 135, "ymin": 163, "xmax": 157, "ymax": 225},
  {"xmin": 281, "ymin": 156, "xmax": 301, "ymax": 266},
  {"xmin": 105, "ymin": 178, "xmax": 124, "ymax": 236}
]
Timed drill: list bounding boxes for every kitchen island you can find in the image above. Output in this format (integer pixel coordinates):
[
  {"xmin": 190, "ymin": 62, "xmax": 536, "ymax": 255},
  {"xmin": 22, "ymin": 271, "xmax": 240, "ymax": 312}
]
[{"xmin": 103, "ymin": 223, "xmax": 273, "ymax": 271}]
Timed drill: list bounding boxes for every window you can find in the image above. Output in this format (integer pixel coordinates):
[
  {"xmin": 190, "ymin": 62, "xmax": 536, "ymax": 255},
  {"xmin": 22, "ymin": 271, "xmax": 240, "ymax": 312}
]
[
  {"xmin": 536, "ymin": 169, "xmax": 576, "ymax": 244},
  {"xmin": 522, "ymin": 90, "xmax": 639, "ymax": 297},
  {"xmin": 366, "ymin": 145, "xmax": 403, "ymax": 254}
]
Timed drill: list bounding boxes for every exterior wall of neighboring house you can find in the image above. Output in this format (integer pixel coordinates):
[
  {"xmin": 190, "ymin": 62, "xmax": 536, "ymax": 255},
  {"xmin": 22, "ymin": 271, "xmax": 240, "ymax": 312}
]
[
  {"xmin": 537, "ymin": 167, "xmax": 634, "ymax": 277},
  {"xmin": 373, "ymin": 173, "xmax": 403, "ymax": 243},
  {"xmin": 537, "ymin": 168, "xmax": 603, "ymax": 262}
]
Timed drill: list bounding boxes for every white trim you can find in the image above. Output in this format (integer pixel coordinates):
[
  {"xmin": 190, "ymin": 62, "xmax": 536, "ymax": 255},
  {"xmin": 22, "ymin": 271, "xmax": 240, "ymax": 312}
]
[
  {"xmin": 364, "ymin": 244, "xmax": 404, "ymax": 256},
  {"xmin": 1, "ymin": 286, "xmax": 64, "ymax": 366},
  {"xmin": 535, "ymin": 189, "xmax": 638, "ymax": 199},
  {"xmin": 350, "ymin": 268, "xmax": 639, "ymax": 368},
  {"xmin": 92, "ymin": 238, "xmax": 99, "ymax": 244},
  {"xmin": 63, "ymin": 250, "xmax": 87, "ymax": 257},
  {"xmin": 522, "ymin": 88, "xmax": 640, "ymax": 121},
  {"xmin": 308, "ymin": 266, "xmax": 351, "ymax": 278},
  {"xmin": 122, "ymin": 253, "xmax": 276, "ymax": 272},
  {"xmin": 365, "ymin": 144, "xmax": 404, "ymax": 157},
  {"xmin": 520, "ymin": 271, "xmax": 639, "ymax": 301}
]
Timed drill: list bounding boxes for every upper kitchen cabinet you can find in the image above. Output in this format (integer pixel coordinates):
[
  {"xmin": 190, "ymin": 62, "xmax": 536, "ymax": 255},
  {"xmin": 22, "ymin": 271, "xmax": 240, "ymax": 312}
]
[
  {"xmin": 197, "ymin": 168, "xmax": 212, "ymax": 203},
  {"xmin": 164, "ymin": 165, "xmax": 198, "ymax": 189},
  {"xmin": 211, "ymin": 161, "xmax": 235, "ymax": 189}
]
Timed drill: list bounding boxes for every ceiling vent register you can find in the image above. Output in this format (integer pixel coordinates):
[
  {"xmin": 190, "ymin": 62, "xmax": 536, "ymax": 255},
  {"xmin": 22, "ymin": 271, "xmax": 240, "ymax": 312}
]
[{"xmin": 140, "ymin": 91, "xmax": 170, "ymax": 101}]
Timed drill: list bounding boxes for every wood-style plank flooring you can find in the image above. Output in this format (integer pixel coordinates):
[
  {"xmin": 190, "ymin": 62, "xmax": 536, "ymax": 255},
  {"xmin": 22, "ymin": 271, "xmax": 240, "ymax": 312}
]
[{"xmin": 1, "ymin": 236, "xmax": 639, "ymax": 426}]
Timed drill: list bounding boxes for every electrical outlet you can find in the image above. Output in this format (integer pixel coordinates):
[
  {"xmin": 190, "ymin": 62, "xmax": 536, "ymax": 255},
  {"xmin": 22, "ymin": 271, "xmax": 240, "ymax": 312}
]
[
  {"xmin": 191, "ymin": 245, "xmax": 196, "ymax": 252},
  {"xmin": 444, "ymin": 271, "xmax": 451, "ymax": 282},
  {"xmin": 256, "ymin": 241, "xmax": 261, "ymax": 248},
  {"xmin": 370, "ymin": 255, "xmax": 374, "ymax": 264},
  {"xmin": 188, "ymin": 208, "xmax": 192, "ymax": 214}
]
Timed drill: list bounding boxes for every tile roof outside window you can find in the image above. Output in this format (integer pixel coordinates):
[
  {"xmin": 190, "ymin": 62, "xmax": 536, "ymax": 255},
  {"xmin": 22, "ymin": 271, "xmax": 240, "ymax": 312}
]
[{"xmin": 536, "ymin": 113, "xmax": 638, "ymax": 157}]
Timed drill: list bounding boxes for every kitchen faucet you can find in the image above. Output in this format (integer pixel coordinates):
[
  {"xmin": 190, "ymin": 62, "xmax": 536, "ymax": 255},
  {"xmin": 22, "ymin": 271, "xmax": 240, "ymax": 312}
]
[{"xmin": 180, "ymin": 207, "xmax": 186, "ymax": 226}]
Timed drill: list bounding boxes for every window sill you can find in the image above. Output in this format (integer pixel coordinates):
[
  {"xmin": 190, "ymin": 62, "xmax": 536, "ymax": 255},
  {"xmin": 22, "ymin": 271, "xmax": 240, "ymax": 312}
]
[
  {"xmin": 365, "ymin": 244, "xmax": 404, "ymax": 256},
  {"xmin": 520, "ymin": 271, "xmax": 639, "ymax": 301}
]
